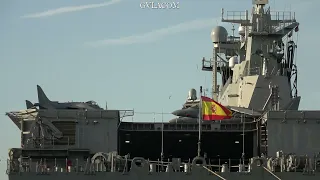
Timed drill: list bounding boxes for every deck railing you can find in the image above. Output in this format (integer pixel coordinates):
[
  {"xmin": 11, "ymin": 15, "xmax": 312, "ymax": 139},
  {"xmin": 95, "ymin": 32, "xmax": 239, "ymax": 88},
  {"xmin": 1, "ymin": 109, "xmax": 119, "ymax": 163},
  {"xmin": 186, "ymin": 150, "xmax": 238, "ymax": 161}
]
[{"xmin": 7, "ymin": 157, "xmax": 252, "ymax": 174}]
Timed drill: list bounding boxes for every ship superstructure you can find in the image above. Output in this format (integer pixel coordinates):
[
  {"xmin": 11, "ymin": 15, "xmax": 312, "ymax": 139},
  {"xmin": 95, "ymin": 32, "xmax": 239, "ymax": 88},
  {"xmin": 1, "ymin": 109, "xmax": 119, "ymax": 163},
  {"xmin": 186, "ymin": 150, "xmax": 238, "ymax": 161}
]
[
  {"xmin": 5, "ymin": 0, "xmax": 320, "ymax": 179},
  {"xmin": 202, "ymin": 0, "xmax": 300, "ymax": 111}
]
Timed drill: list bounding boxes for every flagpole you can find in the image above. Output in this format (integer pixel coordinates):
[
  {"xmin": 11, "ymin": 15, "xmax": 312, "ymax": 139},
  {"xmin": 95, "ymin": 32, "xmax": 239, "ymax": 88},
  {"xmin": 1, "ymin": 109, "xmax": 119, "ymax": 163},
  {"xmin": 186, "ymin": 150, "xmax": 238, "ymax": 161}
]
[
  {"xmin": 161, "ymin": 108, "xmax": 164, "ymax": 171},
  {"xmin": 197, "ymin": 86, "xmax": 203, "ymax": 157}
]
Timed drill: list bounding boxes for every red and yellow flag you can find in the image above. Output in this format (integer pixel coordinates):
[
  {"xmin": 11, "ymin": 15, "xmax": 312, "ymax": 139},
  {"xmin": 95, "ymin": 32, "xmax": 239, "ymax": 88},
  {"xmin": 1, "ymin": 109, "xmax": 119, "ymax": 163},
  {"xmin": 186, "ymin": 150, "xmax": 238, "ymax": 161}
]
[{"xmin": 201, "ymin": 96, "xmax": 232, "ymax": 120}]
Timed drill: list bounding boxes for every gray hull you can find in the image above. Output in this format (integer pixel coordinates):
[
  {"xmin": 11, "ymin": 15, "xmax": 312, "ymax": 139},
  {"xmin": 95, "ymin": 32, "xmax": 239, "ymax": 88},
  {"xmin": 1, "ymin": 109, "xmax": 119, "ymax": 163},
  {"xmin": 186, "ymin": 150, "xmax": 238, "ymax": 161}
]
[{"xmin": 8, "ymin": 171, "xmax": 320, "ymax": 180}]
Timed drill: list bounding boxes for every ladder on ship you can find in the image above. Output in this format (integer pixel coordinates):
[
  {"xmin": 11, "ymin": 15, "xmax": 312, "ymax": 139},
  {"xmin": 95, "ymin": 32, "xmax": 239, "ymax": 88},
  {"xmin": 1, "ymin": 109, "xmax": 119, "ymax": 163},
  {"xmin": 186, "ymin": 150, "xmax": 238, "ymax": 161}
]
[
  {"xmin": 260, "ymin": 123, "xmax": 268, "ymax": 156},
  {"xmin": 259, "ymin": 86, "xmax": 278, "ymax": 156}
]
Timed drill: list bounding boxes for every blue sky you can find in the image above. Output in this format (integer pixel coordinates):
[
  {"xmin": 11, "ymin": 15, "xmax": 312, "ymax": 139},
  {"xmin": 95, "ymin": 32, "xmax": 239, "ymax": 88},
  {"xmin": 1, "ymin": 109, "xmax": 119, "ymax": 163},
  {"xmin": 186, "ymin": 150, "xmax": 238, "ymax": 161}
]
[{"xmin": 0, "ymin": 0, "xmax": 319, "ymax": 178}]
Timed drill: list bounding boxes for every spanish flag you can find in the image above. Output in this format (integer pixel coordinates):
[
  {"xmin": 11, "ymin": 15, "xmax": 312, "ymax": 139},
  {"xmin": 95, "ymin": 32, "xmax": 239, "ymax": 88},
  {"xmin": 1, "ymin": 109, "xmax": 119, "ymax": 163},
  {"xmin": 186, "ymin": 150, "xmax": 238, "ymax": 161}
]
[{"xmin": 201, "ymin": 96, "xmax": 232, "ymax": 120}]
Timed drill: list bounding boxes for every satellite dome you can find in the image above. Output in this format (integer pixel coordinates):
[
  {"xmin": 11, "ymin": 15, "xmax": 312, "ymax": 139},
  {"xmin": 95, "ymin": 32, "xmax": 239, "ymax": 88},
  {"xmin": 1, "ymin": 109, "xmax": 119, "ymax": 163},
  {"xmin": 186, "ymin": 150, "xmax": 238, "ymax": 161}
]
[
  {"xmin": 228, "ymin": 56, "xmax": 239, "ymax": 68},
  {"xmin": 210, "ymin": 26, "xmax": 228, "ymax": 43},
  {"xmin": 188, "ymin": 88, "xmax": 197, "ymax": 100},
  {"xmin": 238, "ymin": 26, "xmax": 245, "ymax": 35}
]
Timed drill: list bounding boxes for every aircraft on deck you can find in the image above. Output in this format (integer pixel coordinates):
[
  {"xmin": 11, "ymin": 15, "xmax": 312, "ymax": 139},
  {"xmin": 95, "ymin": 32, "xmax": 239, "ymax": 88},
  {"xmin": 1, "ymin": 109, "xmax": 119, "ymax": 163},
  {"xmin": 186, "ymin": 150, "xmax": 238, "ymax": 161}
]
[
  {"xmin": 169, "ymin": 89, "xmax": 258, "ymax": 123},
  {"xmin": 169, "ymin": 89, "xmax": 200, "ymax": 123},
  {"xmin": 171, "ymin": 105, "xmax": 199, "ymax": 118},
  {"xmin": 25, "ymin": 85, "xmax": 102, "ymax": 110}
]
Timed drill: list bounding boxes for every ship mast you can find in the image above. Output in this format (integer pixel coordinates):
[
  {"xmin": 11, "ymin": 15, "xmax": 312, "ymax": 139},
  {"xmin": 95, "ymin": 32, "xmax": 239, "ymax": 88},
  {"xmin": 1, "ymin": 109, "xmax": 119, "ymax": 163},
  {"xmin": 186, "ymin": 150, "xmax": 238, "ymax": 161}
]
[{"xmin": 211, "ymin": 40, "xmax": 218, "ymax": 101}]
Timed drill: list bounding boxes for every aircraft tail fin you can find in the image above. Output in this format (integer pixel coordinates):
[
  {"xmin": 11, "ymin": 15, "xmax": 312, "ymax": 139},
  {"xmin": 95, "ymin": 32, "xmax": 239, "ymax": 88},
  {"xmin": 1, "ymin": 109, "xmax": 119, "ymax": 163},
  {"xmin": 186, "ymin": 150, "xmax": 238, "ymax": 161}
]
[
  {"xmin": 37, "ymin": 85, "xmax": 51, "ymax": 104},
  {"xmin": 26, "ymin": 100, "xmax": 34, "ymax": 109}
]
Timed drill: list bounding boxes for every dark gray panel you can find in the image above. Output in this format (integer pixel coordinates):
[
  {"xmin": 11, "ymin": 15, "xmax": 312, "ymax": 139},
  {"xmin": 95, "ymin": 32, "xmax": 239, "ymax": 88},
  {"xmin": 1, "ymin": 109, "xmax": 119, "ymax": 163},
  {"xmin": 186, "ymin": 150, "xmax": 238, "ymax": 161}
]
[{"xmin": 267, "ymin": 111, "xmax": 320, "ymax": 157}]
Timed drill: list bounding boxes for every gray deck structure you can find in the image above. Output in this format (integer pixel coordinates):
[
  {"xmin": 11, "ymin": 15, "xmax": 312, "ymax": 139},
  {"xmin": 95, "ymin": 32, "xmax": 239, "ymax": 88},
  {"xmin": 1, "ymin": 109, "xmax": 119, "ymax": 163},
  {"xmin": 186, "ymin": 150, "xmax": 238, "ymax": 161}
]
[
  {"xmin": 6, "ymin": 0, "xmax": 320, "ymax": 179},
  {"xmin": 266, "ymin": 111, "xmax": 320, "ymax": 157},
  {"xmin": 6, "ymin": 109, "xmax": 320, "ymax": 179}
]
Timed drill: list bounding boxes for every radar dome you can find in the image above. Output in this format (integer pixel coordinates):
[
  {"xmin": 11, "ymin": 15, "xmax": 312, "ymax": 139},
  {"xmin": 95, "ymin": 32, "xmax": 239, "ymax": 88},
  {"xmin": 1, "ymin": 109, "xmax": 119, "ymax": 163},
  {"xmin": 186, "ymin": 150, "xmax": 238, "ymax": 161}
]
[
  {"xmin": 228, "ymin": 56, "xmax": 239, "ymax": 68},
  {"xmin": 238, "ymin": 26, "xmax": 245, "ymax": 35},
  {"xmin": 210, "ymin": 26, "xmax": 228, "ymax": 43},
  {"xmin": 188, "ymin": 88, "xmax": 197, "ymax": 100}
]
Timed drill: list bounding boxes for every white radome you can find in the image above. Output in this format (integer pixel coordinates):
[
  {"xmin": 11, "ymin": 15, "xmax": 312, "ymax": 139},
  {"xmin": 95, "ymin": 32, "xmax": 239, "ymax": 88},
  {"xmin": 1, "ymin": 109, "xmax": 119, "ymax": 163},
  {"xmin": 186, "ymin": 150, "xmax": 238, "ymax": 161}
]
[
  {"xmin": 238, "ymin": 26, "xmax": 245, "ymax": 35},
  {"xmin": 229, "ymin": 56, "xmax": 239, "ymax": 68}
]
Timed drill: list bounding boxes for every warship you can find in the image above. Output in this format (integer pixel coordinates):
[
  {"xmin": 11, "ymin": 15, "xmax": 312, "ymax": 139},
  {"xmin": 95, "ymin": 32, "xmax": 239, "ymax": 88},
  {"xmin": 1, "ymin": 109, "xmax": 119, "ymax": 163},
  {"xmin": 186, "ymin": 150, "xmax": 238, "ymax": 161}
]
[{"xmin": 5, "ymin": 0, "xmax": 320, "ymax": 179}]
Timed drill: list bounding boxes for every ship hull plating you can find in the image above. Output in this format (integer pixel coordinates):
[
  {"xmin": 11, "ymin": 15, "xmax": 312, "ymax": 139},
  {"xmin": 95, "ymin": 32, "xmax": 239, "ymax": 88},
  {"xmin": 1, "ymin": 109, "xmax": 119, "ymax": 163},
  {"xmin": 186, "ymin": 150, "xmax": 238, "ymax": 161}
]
[{"xmin": 8, "ymin": 171, "xmax": 320, "ymax": 180}]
